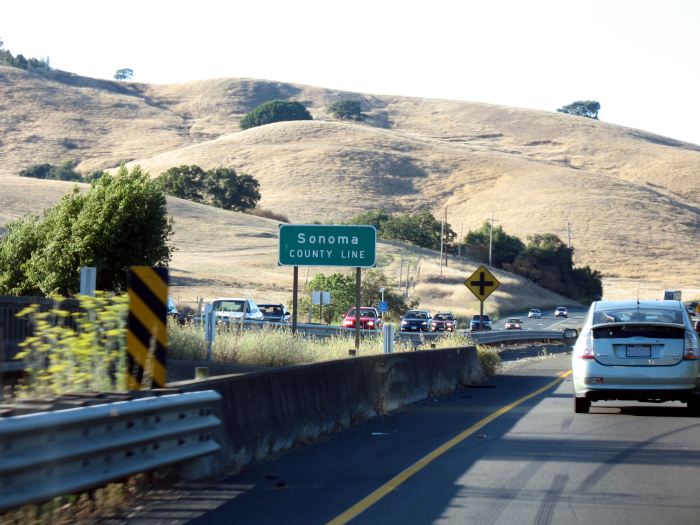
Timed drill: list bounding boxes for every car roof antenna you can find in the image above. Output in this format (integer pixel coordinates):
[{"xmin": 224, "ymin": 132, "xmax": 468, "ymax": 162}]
[{"xmin": 637, "ymin": 284, "xmax": 640, "ymax": 308}]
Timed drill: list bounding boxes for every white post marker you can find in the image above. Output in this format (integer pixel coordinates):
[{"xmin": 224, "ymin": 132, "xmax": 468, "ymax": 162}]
[
  {"xmin": 80, "ymin": 266, "xmax": 97, "ymax": 296},
  {"xmin": 204, "ymin": 303, "xmax": 216, "ymax": 361},
  {"xmin": 383, "ymin": 324, "xmax": 395, "ymax": 354}
]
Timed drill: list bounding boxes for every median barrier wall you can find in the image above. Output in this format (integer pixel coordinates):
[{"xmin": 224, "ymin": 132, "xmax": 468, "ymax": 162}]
[{"xmin": 171, "ymin": 346, "xmax": 480, "ymax": 472}]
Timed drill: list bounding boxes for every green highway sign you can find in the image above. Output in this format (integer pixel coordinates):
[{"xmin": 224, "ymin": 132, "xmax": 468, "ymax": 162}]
[{"xmin": 279, "ymin": 224, "xmax": 376, "ymax": 267}]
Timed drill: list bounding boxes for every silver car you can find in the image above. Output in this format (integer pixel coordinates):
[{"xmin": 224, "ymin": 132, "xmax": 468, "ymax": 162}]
[{"xmin": 572, "ymin": 300, "xmax": 700, "ymax": 414}]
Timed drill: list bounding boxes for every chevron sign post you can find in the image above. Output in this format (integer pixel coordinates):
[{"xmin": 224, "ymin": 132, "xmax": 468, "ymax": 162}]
[{"xmin": 127, "ymin": 267, "xmax": 169, "ymax": 389}]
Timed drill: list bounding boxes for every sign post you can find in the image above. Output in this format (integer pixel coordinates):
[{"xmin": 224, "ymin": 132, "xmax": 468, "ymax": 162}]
[
  {"xmin": 279, "ymin": 225, "xmax": 376, "ymax": 351},
  {"xmin": 464, "ymin": 265, "xmax": 501, "ymax": 330}
]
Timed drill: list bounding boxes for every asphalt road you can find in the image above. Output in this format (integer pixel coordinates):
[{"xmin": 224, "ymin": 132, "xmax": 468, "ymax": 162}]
[
  {"xmin": 114, "ymin": 352, "xmax": 700, "ymax": 525},
  {"xmin": 491, "ymin": 306, "xmax": 588, "ymax": 331}
]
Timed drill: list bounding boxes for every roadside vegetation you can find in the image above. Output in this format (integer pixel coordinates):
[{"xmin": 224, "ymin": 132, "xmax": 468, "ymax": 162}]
[
  {"xmin": 0, "ymin": 164, "xmax": 173, "ymax": 296},
  {"xmin": 168, "ymin": 322, "xmax": 501, "ymax": 375},
  {"xmin": 298, "ymin": 269, "xmax": 416, "ymax": 324},
  {"xmin": 348, "ymin": 209, "xmax": 603, "ymax": 304}
]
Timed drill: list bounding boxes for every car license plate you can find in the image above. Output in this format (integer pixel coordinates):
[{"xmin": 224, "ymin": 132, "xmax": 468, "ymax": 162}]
[{"xmin": 626, "ymin": 345, "xmax": 651, "ymax": 358}]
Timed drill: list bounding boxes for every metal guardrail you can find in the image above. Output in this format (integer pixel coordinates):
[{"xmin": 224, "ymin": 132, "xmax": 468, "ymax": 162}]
[
  {"xmin": 468, "ymin": 329, "xmax": 566, "ymax": 345},
  {"xmin": 216, "ymin": 319, "xmax": 568, "ymax": 345},
  {"xmin": 0, "ymin": 390, "xmax": 221, "ymax": 512}
]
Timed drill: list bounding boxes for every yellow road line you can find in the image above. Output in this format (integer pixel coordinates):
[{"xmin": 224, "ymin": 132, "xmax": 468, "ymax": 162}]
[{"xmin": 327, "ymin": 369, "xmax": 572, "ymax": 525}]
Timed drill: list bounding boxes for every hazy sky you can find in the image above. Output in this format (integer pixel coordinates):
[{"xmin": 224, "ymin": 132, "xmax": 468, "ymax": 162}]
[{"xmin": 3, "ymin": 0, "xmax": 699, "ymax": 145}]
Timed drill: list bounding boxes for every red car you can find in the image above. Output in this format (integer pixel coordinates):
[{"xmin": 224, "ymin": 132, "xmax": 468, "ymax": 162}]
[
  {"xmin": 342, "ymin": 307, "xmax": 383, "ymax": 330},
  {"xmin": 430, "ymin": 312, "xmax": 456, "ymax": 332}
]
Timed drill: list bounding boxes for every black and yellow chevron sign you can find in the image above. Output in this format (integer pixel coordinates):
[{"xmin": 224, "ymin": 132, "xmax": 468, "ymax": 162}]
[{"xmin": 127, "ymin": 266, "xmax": 168, "ymax": 389}]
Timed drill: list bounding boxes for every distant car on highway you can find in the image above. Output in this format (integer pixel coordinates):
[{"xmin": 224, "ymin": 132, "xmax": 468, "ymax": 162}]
[
  {"xmin": 258, "ymin": 303, "xmax": 290, "ymax": 323},
  {"xmin": 342, "ymin": 307, "xmax": 382, "ymax": 330},
  {"xmin": 470, "ymin": 314, "xmax": 492, "ymax": 331},
  {"xmin": 504, "ymin": 318, "xmax": 522, "ymax": 330},
  {"xmin": 401, "ymin": 310, "xmax": 431, "ymax": 331},
  {"xmin": 430, "ymin": 312, "xmax": 456, "ymax": 332},
  {"xmin": 528, "ymin": 308, "xmax": 542, "ymax": 319},
  {"xmin": 211, "ymin": 298, "xmax": 264, "ymax": 323},
  {"xmin": 554, "ymin": 306, "xmax": 568, "ymax": 318},
  {"xmin": 167, "ymin": 298, "xmax": 185, "ymax": 325},
  {"xmin": 572, "ymin": 300, "xmax": 700, "ymax": 414}
]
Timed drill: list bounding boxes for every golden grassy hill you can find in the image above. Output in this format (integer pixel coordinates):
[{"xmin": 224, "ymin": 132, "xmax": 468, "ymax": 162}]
[{"xmin": 1, "ymin": 66, "xmax": 699, "ymax": 300}]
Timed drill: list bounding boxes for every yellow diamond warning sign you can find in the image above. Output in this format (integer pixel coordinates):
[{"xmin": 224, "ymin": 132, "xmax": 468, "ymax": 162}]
[{"xmin": 464, "ymin": 265, "xmax": 500, "ymax": 302}]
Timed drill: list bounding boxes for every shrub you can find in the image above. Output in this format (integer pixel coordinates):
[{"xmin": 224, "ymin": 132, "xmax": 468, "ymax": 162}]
[
  {"xmin": 0, "ymin": 164, "xmax": 173, "ymax": 296},
  {"xmin": 240, "ymin": 100, "xmax": 312, "ymax": 130},
  {"xmin": 245, "ymin": 208, "xmax": 290, "ymax": 223},
  {"xmin": 328, "ymin": 100, "xmax": 363, "ymax": 120},
  {"xmin": 15, "ymin": 293, "xmax": 128, "ymax": 396}
]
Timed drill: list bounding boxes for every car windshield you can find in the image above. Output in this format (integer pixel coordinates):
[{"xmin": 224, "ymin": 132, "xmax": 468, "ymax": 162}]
[
  {"xmin": 261, "ymin": 306, "xmax": 283, "ymax": 315},
  {"xmin": 508, "ymin": 318, "xmax": 521, "ymax": 323},
  {"xmin": 406, "ymin": 311, "xmax": 429, "ymax": 319},
  {"xmin": 434, "ymin": 314, "xmax": 453, "ymax": 320},
  {"xmin": 593, "ymin": 307, "xmax": 683, "ymax": 325},
  {"xmin": 348, "ymin": 309, "xmax": 376, "ymax": 317},
  {"xmin": 213, "ymin": 300, "xmax": 245, "ymax": 312}
]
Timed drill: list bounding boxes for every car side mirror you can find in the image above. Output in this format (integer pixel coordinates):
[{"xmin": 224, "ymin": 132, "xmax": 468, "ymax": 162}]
[{"xmin": 563, "ymin": 328, "xmax": 578, "ymax": 340}]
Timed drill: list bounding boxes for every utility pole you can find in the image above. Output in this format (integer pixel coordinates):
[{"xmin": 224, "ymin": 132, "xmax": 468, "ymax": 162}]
[
  {"xmin": 457, "ymin": 223, "xmax": 463, "ymax": 257},
  {"xmin": 440, "ymin": 209, "xmax": 445, "ymax": 277},
  {"xmin": 405, "ymin": 261, "xmax": 411, "ymax": 298},
  {"xmin": 398, "ymin": 249, "xmax": 404, "ymax": 289},
  {"xmin": 488, "ymin": 209, "xmax": 494, "ymax": 267},
  {"xmin": 444, "ymin": 206, "xmax": 448, "ymax": 268}
]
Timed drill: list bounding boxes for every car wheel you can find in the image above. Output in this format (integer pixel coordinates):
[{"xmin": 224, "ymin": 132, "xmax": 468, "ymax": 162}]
[
  {"xmin": 687, "ymin": 398, "xmax": 700, "ymax": 416},
  {"xmin": 574, "ymin": 396, "xmax": 590, "ymax": 414}
]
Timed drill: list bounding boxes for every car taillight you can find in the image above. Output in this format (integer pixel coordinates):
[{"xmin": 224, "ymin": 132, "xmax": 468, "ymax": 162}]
[
  {"xmin": 368, "ymin": 320, "xmax": 374, "ymax": 327},
  {"xmin": 684, "ymin": 330, "xmax": 699, "ymax": 360},
  {"xmin": 580, "ymin": 330, "xmax": 595, "ymax": 359}
]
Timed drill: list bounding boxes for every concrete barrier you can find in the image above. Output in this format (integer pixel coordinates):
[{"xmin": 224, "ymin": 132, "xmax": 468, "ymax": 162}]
[{"xmin": 171, "ymin": 346, "xmax": 480, "ymax": 472}]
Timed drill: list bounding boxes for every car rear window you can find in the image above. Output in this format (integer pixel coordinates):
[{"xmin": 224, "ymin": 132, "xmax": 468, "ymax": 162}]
[{"xmin": 593, "ymin": 325, "xmax": 685, "ymax": 339}]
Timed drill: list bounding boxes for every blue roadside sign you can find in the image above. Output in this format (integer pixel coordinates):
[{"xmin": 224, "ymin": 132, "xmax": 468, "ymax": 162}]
[{"xmin": 379, "ymin": 301, "xmax": 389, "ymax": 312}]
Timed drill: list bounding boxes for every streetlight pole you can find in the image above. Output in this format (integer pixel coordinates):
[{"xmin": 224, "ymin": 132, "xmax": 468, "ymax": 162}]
[
  {"xmin": 440, "ymin": 210, "xmax": 445, "ymax": 276},
  {"xmin": 488, "ymin": 209, "xmax": 494, "ymax": 267}
]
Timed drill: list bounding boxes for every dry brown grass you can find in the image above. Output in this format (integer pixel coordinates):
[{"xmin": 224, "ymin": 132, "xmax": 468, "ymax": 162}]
[{"xmin": 1, "ymin": 66, "xmax": 699, "ymax": 301}]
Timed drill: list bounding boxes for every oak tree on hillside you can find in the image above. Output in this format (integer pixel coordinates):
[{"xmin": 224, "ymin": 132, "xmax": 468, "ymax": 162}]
[
  {"xmin": 328, "ymin": 100, "xmax": 363, "ymax": 120},
  {"xmin": 556, "ymin": 100, "xmax": 600, "ymax": 119},
  {"xmin": 0, "ymin": 165, "xmax": 173, "ymax": 296},
  {"xmin": 459, "ymin": 222, "xmax": 525, "ymax": 267},
  {"xmin": 156, "ymin": 165, "xmax": 261, "ymax": 211},
  {"xmin": 239, "ymin": 100, "xmax": 312, "ymax": 130},
  {"xmin": 114, "ymin": 68, "xmax": 134, "ymax": 80}
]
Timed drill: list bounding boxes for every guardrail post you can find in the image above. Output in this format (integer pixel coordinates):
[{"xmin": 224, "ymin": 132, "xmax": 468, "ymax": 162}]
[
  {"xmin": 383, "ymin": 324, "xmax": 395, "ymax": 354},
  {"xmin": 204, "ymin": 304, "xmax": 215, "ymax": 361}
]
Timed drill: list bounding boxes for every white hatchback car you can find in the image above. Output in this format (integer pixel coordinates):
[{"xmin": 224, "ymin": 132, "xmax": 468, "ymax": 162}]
[
  {"xmin": 572, "ymin": 300, "xmax": 700, "ymax": 414},
  {"xmin": 210, "ymin": 298, "xmax": 264, "ymax": 323}
]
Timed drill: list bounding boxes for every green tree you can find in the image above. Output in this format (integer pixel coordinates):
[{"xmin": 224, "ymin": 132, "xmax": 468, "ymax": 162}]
[
  {"xmin": 347, "ymin": 209, "xmax": 392, "ymax": 231},
  {"xmin": 504, "ymin": 233, "xmax": 602, "ymax": 303},
  {"xmin": 203, "ymin": 168, "xmax": 261, "ymax": 211},
  {"xmin": 328, "ymin": 100, "xmax": 363, "ymax": 120},
  {"xmin": 114, "ymin": 68, "xmax": 134, "ymax": 80},
  {"xmin": 156, "ymin": 165, "xmax": 207, "ymax": 201},
  {"xmin": 298, "ymin": 270, "xmax": 413, "ymax": 323},
  {"xmin": 19, "ymin": 162, "xmax": 82, "ymax": 182},
  {"xmin": 381, "ymin": 210, "xmax": 455, "ymax": 250},
  {"xmin": 459, "ymin": 222, "xmax": 525, "ymax": 267},
  {"xmin": 557, "ymin": 100, "xmax": 600, "ymax": 119},
  {"xmin": 0, "ymin": 165, "xmax": 173, "ymax": 296},
  {"xmin": 240, "ymin": 100, "xmax": 312, "ymax": 130}
]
